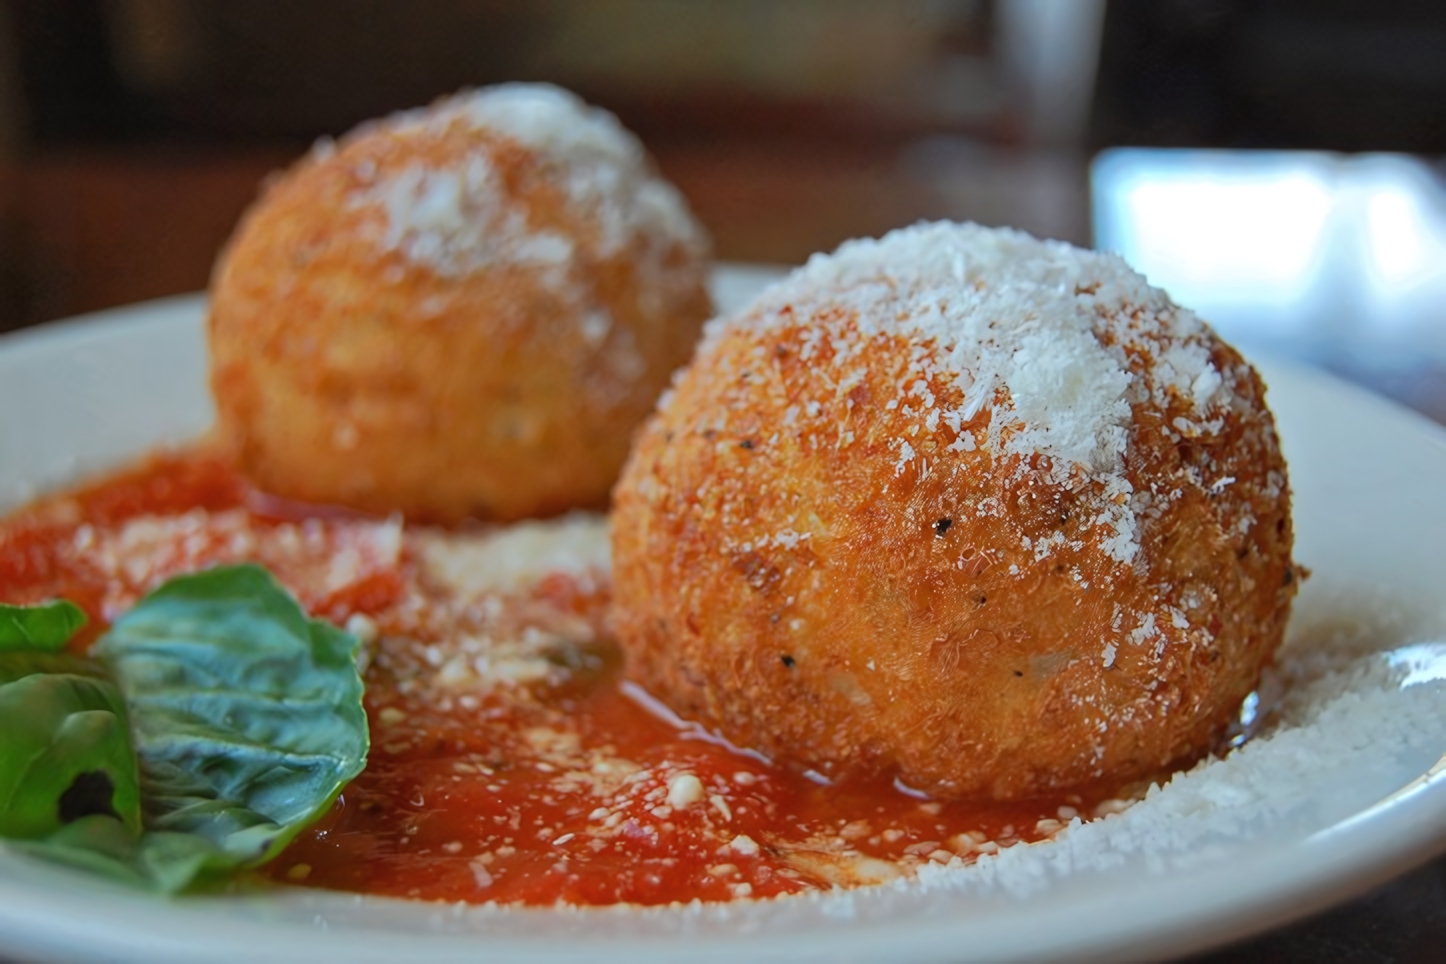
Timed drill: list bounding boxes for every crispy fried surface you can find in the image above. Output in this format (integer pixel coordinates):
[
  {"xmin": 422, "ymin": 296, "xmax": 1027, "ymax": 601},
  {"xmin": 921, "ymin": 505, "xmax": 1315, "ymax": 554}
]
[
  {"xmin": 612, "ymin": 231, "xmax": 1296, "ymax": 801},
  {"xmin": 209, "ymin": 88, "xmax": 711, "ymax": 523}
]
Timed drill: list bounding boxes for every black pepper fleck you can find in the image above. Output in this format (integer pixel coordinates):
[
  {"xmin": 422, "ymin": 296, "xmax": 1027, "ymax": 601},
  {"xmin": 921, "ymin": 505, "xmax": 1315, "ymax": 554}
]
[
  {"xmin": 933, "ymin": 518, "xmax": 953, "ymax": 537},
  {"xmin": 780, "ymin": 655, "xmax": 796, "ymax": 669},
  {"xmin": 740, "ymin": 439, "xmax": 755, "ymax": 450},
  {"xmin": 1012, "ymin": 670, "xmax": 1024, "ymax": 678}
]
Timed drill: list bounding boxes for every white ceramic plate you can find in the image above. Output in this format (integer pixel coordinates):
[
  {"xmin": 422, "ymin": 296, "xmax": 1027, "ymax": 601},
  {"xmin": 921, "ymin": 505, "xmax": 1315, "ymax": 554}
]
[{"xmin": 1, "ymin": 267, "xmax": 1445, "ymax": 963}]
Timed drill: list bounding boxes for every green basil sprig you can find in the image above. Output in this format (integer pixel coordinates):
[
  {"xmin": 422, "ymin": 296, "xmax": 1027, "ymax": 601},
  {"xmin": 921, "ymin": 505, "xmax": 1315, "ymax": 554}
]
[
  {"xmin": 0, "ymin": 598, "xmax": 144, "ymax": 843},
  {"xmin": 0, "ymin": 599, "xmax": 89, "ymax": 652},
  {"xmin": 1, "ymin": 565, "xmax": 369, "ymax": 892}
]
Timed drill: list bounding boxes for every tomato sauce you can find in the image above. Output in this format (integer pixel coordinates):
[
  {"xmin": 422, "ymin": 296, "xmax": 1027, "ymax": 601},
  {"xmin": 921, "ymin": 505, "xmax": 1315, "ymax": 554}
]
[{"xmin": 0, "ymin": 451, "xmax": 1119, "ymax": 907}]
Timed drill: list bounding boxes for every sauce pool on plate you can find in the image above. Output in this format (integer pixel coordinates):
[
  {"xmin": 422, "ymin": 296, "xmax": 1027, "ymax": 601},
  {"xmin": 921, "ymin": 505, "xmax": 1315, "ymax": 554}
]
[{"xmin": 0, "ymin": 450, "xmax": 1125, "ymax": 906}]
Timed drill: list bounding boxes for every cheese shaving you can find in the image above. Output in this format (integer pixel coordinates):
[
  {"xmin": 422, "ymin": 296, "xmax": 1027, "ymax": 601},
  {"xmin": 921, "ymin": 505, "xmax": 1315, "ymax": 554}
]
[{"xmin": 704, "ymin": 222, "xmax": 1235, "ymax": 564}]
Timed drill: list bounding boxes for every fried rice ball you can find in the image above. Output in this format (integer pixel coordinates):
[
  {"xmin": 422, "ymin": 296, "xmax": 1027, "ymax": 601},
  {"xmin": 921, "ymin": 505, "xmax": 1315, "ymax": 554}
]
[
  {"xmin": 209, "ymin": 84, "xmax": 712, "ymax": 522},
  {"xmin": 612, "ymin": 222, "xmax": 1298, "ymax": 802}
]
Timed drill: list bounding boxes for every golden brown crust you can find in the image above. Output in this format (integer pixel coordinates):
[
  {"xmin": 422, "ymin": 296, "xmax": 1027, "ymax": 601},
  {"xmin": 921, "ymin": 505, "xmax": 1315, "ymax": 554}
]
[
  {"xmin": 611, "ymin": 233, "xmax": 1295, "ymax": 801},
  {"xmin": 209, "ymin": 90, "xmax": 712, "ymax": 523}
]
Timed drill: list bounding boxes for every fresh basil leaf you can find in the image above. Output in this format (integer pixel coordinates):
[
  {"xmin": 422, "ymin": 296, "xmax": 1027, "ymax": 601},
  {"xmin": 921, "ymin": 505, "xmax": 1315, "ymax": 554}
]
[
  {"xmin": 0, "ymin": 665, "xmax": 143, "ymax": 840},
  {"xmin": 11, "ymin": 816, "xmax": 224, "ymax": 894},
  {"xmin": 0, "ymin": 650, "xmax": 110, "ymax": 687},
  {"xmin": 0, "ymin": 566, "xmax": 367, "ymax": 893},
  {"xmin": 9, "ymin": 814, "xmax": 153, "ymax": 888},
  {"xmin": 0, "ymin": 600, "xmax": 88, "ymax": 652},
  {"xmin": 95, "ymin": 563, "xmax": 368, "ymax": 875}
]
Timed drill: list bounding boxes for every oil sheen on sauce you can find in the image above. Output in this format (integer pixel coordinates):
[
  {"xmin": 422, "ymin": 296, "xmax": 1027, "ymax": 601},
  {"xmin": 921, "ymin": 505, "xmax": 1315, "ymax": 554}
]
[{"xmin": 0, "ymin": 452, "xmax": 1112, "ymax": 906}]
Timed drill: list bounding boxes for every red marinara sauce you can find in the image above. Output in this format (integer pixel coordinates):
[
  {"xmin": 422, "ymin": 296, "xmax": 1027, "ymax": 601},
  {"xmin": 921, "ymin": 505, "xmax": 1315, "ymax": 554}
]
[{"xmin": 0, "ymin": 450, "xmax": 1120, "ymax": 907}]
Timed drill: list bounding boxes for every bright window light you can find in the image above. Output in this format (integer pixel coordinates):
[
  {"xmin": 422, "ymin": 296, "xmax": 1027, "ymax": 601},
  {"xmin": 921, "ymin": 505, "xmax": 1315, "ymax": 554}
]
[
  {"xmin": 1093, "ymin": 149, "xmax": 1446, "ymax": 358},
  {"xmin": 1365, "ymin": 187, "xmax": 1429, "ymax": 287},
  {"xmin": 1093, "ymin": 150, "xmax": 1334, "ymax": 315}
]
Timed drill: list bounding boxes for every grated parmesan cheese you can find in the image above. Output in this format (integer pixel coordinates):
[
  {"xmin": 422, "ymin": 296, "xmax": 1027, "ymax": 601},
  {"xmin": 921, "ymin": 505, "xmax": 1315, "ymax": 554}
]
[
  {"xmin": 355, "ymin": 84, "xmax": 705, "ymax": 274},
  {"xmin": 704, "ymin": 222, "xmax": 1237, "ymax": 564},
  {"xmin": 415, "ymin": 513, "xmax": 610, "ymax": 600},
  {"xmin": 342, "ymin": 83, "xmax": 707, "ymax": 350},
  {"xmin": 366, "ymin": 157, "xmax": 576, "ymax": 280}
]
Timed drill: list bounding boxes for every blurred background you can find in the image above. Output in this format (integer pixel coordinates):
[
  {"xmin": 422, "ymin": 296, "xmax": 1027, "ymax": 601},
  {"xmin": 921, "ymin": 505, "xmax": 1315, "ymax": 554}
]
[
  {"xmin": 1, "ymin": 0, "xmax": 1444, "ymax": 426},
  {"xmin": 0, "ymin": 2, "xmax": 1445, "ymax": 959}
]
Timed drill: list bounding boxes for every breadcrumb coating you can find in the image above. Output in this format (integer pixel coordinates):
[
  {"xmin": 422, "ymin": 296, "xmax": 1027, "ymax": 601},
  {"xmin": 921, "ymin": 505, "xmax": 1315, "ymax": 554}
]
[
  {"xmin": 210, "ymin": 84, "xmax": 712, "ymax": 522},
  {"xmin": 612, "ymin": 222, "xmax": 1297, "ymax": 801}
]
